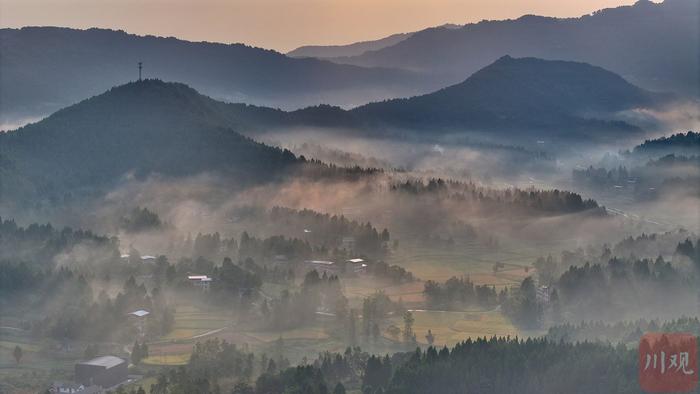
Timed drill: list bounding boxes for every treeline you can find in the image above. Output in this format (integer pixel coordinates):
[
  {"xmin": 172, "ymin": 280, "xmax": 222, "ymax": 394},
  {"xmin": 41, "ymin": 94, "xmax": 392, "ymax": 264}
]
[
  {"xmin": 630, "ymin": 130, "xmax": 700, "ymax": 157},
  {"xmin": 34, "ymin": 274, "xmax": 173, "ymax": 342},
  {"xmin": 268, "ymin": 207, "xmax": 390, "ymax": 257},
  {"xmin": 117, "ymin": 335, "xmax": 658, "ymax": 394},
  {"xmin": 547, "ymin": 316, "xmax": 700, "ymax": 344},
  {"xmin": 260, "ymin": 270, "xmax": 346, "ymax": 330},
  {"xmin": 384, "ymin": 337, "xmax": 639, "ymax": 394},
  {"xmin": 423, "ymin": 276, "xmax": 498, "ymax": 310},
  {"xmin": 556, "ymin": 256, "xmax": 695, "ymax": 322},
  {"xmin": 0, "ymin": 217, "xmax": 118, "ymax": 267},
  {"xmin": 534, "ymin": 231, "xmax": 697, "ymax": 284},
  {"xmin": 148, "ymin": 255, "xmax": 263, "ymax": 308},
  {"xmin": 366, "ymin": 260, "xmax": 414, "ymax": 284},
  {"xmin": 238, "ymin": 232, "xmax": 313, "ymax": 262},
  {"xmin": 676, "ymin": 237, "xmax": 700, "ymax": 269},
  {"xmin": 391, "ymin": 178, "xmax": 600, "ymax": 215},
  {"xmin": 422, "ymin": 275, "xmax": 545, "ymax": 330},
  {"xmin": 119, "ymin": 207, "xmax": 165, "ymax": 233},
  {"xmin": 572, "ymin": 156, "xmax": 700, "ymax": 200},
  {"xmin": 166, "ymin": 206, "xmax": 391, "ymax": 262}
]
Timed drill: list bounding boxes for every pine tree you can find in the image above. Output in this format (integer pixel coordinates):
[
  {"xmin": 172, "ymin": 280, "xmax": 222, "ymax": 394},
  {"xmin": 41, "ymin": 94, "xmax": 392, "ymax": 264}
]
[
  {"xmin": 425, "ymin": 329, "xmax": 435, "ymax": 346},
  {"xmin": 403, "ymin": 311, "xmax": 414, "ymax": 343},
  {"xmin": 13, "ymin": 345, "xmax": 22, "ymax": 364},
  {"xmin": 333, "ymin": 382, "xmax": 346, "ymax": 394}
]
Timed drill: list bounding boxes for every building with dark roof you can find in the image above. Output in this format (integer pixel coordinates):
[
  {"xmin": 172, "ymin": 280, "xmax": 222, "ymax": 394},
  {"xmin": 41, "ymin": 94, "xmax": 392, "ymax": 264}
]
[{"xmin": 75, "ymin": 356, "xmax": 127, "ymax": 389}]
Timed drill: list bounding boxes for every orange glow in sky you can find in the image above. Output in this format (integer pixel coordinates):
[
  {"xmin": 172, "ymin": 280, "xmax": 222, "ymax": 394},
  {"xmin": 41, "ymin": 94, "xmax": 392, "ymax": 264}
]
[{"xmin": 0, "ymin": 0, "xmax": 644, "ymax": 52}]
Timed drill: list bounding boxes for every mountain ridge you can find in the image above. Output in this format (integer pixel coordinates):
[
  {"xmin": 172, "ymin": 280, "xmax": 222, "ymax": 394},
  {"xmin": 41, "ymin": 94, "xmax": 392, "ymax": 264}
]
[
  {"xmin": 287, "ymin": 32, "xmax": 413, "ymax": 58},
  {"xmin": 327, "ymin": 0, "xmax": 699, "ymax": 97},
  {"xmin": 0, "ymin": 26, "xmax": 435, "ymax": 120}
]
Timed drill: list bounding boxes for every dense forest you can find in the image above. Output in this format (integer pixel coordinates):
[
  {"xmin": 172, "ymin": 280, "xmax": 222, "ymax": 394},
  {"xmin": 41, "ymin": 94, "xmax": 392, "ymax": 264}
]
[
  {"xmin": 0, "ymin": 80, "xmax": 383, "ymax": 210},
  {"xmin": 351, "ymin": 56, "xmax": 655, "ymax": 137},
  {"xmin": 547, "ymin": 316, "xmax": 700, "ymax": 344},
  {"xmin": 111, "ymin": 336, "xmax": 671, "ymax": 394},
  {"xmin": 630, "ymin": 131, "xmax": 700, "ymax": 157},
  {"xmin": 391, "ymin": 178, "xmax": 601, "ymax": 215},
  {"xmin": 0, "ymin": 217, "xmax": 118, "ymax": 265}
]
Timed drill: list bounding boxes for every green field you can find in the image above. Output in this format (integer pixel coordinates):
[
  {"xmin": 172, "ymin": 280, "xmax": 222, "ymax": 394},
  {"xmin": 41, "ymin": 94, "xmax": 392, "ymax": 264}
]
[
  {"xmin": 386, "ymin": 309, "xmax": 521, "ymax": 347},
  {"xmin": 386, "ymin": 239, "xmax": 540, "ymax": 286}
]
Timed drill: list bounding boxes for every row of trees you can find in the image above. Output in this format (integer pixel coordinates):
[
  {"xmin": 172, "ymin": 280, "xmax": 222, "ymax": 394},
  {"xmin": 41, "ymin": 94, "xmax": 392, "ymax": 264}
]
[
  {"xmin": 547, "ymin": 316, "xmax": 700, "ymax": 344},
  {"xmin": 120, "ymin": 336, "xmax": 652, "ymax": 394},
  {"xmin": 34, "ymin": 274, "xmax": 174, "ymax": 342},
  {"xmin": 423, "ymin": 276, "xmax": 498, "ymax": 310},
  {"xmin": 0, "ymin": 216, "xmax": 118, "ymax": 269},
  {"xmin": 391, "ymin": 178, "xmax": 600, "ymax": 215}
]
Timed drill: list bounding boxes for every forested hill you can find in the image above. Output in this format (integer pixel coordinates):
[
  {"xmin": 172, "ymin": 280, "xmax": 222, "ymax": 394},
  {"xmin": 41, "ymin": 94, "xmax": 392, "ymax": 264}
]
[
  {"xmin": 0, "ymin": 80, "xmax": 303, "ymax": 202},
  {"xmin": 349, "ymin": 56, "xmax": 657, "ymax": 136},
  {"xmin": 630, "ymin": 131, "xmax": 700, "ymax": 157}
]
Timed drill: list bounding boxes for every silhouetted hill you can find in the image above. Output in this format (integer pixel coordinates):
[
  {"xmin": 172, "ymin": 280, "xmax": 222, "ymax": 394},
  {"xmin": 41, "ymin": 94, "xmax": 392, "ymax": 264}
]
[
  {"xmin": 631, "ymin": 131, "xmax": 700, "ymax": 157},
  {"xmin": 0, "ymin": 57, "xmax": 662, "ymax": 201},
  {"xmin": 0, "ymin": 27, "xmax": 432, "ymax": 121},
  {"xmin": 287, "ymin": 32, "xmax": 413, "ymax": 58},
  {"xmin": 331, "ymin": 0, "xmax": 698, "ymax": 97},
  {"xmin": 347, "ymin": 56, "xmax": 657, "ymax": 136},
  {"xmin": 0, "ymin": 80, "xmax": 301, "ymax": 201}
]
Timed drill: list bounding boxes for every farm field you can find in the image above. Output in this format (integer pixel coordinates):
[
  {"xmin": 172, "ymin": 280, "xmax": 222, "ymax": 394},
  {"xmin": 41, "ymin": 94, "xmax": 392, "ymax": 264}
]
[
  {"xmin": 385, "ymin": 309, "xmax": 523, "ymax": 348},
  {"xmin": 386, "ymin": 240, "xmax": 540, "ymax": 286}
]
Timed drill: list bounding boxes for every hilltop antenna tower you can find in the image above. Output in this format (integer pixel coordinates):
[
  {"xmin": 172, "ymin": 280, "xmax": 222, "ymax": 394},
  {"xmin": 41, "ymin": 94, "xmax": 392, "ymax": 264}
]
[{"xmin": 138, "ymin": 62, "xmax": 143, "ymax": 81}]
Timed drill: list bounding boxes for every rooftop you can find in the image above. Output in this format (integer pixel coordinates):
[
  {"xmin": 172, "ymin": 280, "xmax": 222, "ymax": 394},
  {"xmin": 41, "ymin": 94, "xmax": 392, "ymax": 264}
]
[
  {"xmin": 79, "ymin": 355, "xmax": 125, "ymax": 369},
  {"xmin": 129, "ymin": 309, "xmax": 150, "ymax": 317},
  {"xmin": 305, "ymin": 260, "xmax": 335, "ymax": 265}
]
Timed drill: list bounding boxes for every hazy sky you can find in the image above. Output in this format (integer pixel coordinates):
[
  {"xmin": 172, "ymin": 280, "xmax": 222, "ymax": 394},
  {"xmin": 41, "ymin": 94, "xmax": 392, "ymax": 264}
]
[{"xmin": 0, "ymin": 0, "xmax": 642, "ymax": 52}]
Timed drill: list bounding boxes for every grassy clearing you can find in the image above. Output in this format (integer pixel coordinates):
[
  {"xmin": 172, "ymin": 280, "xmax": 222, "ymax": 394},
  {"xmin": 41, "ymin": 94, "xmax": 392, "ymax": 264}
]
[
  {"xmin": 163, "ymin": 329, "xmax": 206, "ymax": 341},
  {"xmin": 387, "ymin": 241, "xmax": 540, "ymax": 286},
  {"xmin": 385, "ymin": 309, "xmax": 520, "ymax": 347},
  {"xmin": 142, "ymin": 353, "xmax": 190, "ymax": 366},
  {"xmin": 343, "ymin": 279, "xmax": 425, "ymax": 306},
  {"xmin": 244, "ymin": 326, "xmax": 330, "ymax": 342},
  {"xmin": 0, "ymin": 340, "xmax": 42, "ymax": 353}
]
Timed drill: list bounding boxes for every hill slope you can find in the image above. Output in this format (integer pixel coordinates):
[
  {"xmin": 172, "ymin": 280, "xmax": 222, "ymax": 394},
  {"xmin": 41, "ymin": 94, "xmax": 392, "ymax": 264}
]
[
  {"xmin": 0, "ymin": 56, "xmax": 661, "ymax": 200},
  {"xmin": 0, "ymin": 27, "xmax": 433, "ymax": 121},
  {"xmin": 287, "ymin": 32, "xmax": 413, "ymax": 58},
  {"xmin": 331, "ymin": 0, "xmax": 699, "ymax": 97},
  {"xmin": 0, "ymin": 80, "xmax": 301, "ymax": 202},
  {"xmin": 347, "ymin": 56, "xmax": 656, "ymax": 136}
]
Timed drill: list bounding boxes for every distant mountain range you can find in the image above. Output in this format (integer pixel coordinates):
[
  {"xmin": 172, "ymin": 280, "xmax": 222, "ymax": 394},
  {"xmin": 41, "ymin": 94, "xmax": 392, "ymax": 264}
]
[
  {"xmin": 0, "ymin": 56, "xmax": 664, "ymax": 208},
  {"xmin": 326, "ymin": 0, "xmax": 699, "ymax": 98},
  {"xmin": 287, "ymin": 32, "xmax": 413, "ymax": 59},
  {"xmin": 2, "ymin": 0, "xmax": 695, "ymax": 126},
  {"xmin": 0, "ymin": 27, "xmax": 434, "ymax": 121}
]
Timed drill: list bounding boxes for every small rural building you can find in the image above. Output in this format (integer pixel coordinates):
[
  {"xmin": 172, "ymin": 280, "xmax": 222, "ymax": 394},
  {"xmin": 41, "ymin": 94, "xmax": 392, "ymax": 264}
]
[
  {"xmin": 346, "ymin": 258, "xmax": 368, "ymax": 274},
  {"xmin": 128, "ymin": 309, "xmax": 150, "ymax": 337},
  {"xmin": 304, "ymin": 260, "xmax": 339, "ymax": 275},
  {"xmin": 188, "ymin": 275, "xmax": 212, "ymax": 291},
  {"xmin": 75, "ymin": 356, "xmax": 127, "ymax": 389},
  {"xmin": 49, "ymin": 382, "xmax": 101, "ymax": 394},
  {"xmin": 536, "ymin": 285, "xmax": 551, "ymax": 304}
]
